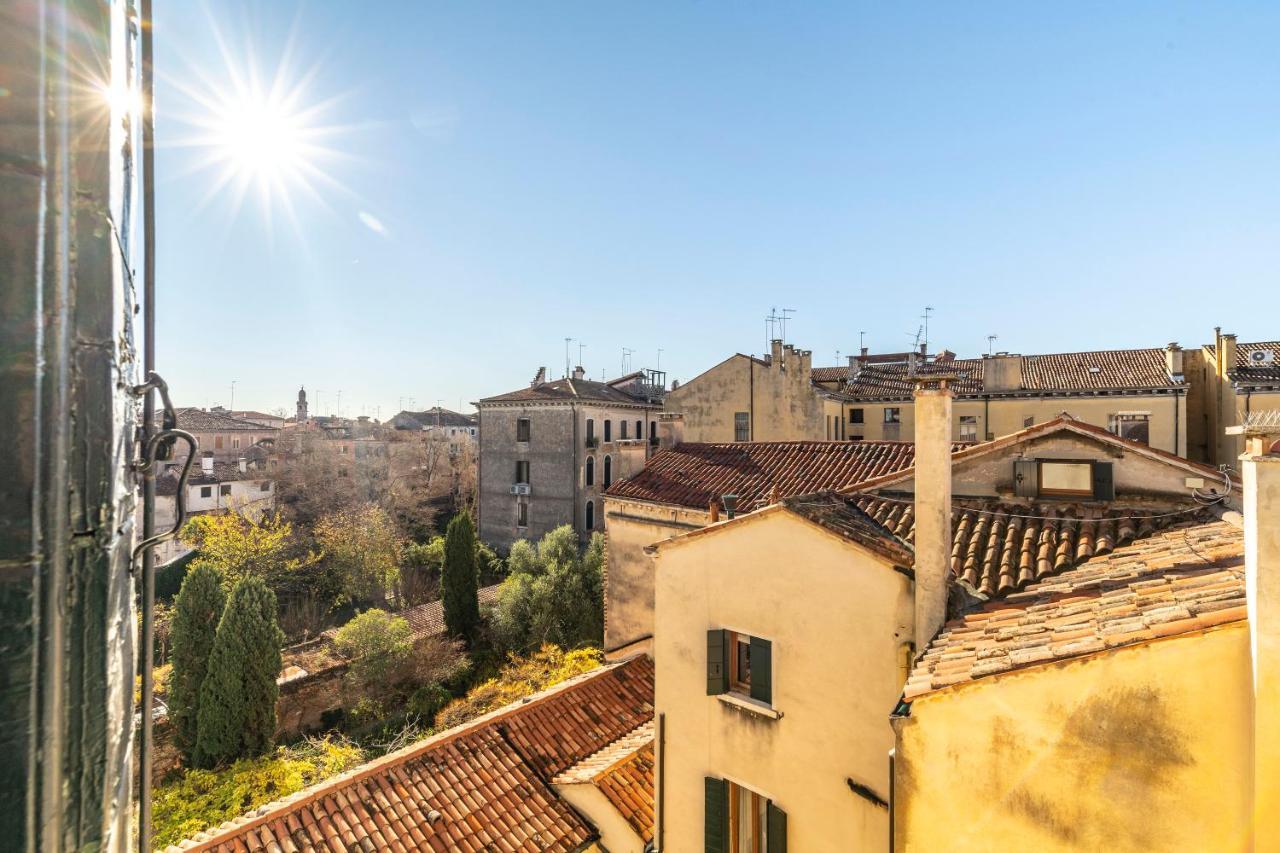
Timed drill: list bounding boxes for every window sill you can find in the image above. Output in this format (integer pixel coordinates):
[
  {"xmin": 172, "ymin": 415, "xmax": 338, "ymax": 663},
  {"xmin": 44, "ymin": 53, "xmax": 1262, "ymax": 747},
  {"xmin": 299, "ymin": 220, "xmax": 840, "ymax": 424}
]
[{"xmin": 717, "ymin": 692, "xmax": 782, "ymax": 720}]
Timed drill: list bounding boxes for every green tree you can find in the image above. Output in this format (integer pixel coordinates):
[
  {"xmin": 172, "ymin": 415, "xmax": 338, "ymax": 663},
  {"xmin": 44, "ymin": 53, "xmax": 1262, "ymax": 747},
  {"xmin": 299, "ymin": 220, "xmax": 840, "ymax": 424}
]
[
  {"xmin": 490, "ymin": 526, "xmax": 605, "ymax": 653},
  {"xmin": 333, "ymin": 609, "xmax": 413, "ymax": 685},
  {"xmin": 442, "ymin": 511, "xmax": 480, "ymax": 643},
  {"xmin": 194, "ymin": 577, "xmax": 284, "ymax": 768},
  {"xmin": 167, "ymin": 564, "xmax": 226, "ymax": 762},
  {"xmin": 315, "ymin": 504, "xmax": 402, "ymax": 605},
  {"xmin": 180, "ymin": 511, "xmax": 312, "ymax": 593}
]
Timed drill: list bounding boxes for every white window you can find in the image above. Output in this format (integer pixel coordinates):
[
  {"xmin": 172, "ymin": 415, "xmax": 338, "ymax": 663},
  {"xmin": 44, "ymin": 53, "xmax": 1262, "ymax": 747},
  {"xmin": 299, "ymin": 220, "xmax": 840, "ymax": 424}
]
[
  {"xmin": 1109, "ymin": 412, "xmax": 1151, "ymax": 445},
  {"xmin": 1039, "ymin": 461, "xmax": 1094, "ymax": 496},
  {"xmin": 959, "ymin": 415, "xmax": 978, "ymax": 442}
]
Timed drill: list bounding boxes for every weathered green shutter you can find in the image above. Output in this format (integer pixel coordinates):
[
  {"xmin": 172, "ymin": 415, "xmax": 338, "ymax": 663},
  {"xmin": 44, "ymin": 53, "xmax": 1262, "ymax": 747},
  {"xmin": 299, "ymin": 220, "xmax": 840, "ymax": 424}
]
[
  {"xmin": 1092, "ymin": 461, "xmax": 1115, "ymax": 500},
  {"xmin": 705, "ymin": 776, "xmax": 729, "ymax": 853},
  {"xmin": 707, "ymin": 629, "xmax": 728, "ymax": 695},
  {"xmin": 1013, "ymin": 459, "xmax": 1038, "ymax": 497},
  {"xmin": 750, "ymin": 636, "xmax": 772, "ymax": 705},
  {"xmin": 766, "ymin": 801, "xmax": 787, "ymax": 852}
]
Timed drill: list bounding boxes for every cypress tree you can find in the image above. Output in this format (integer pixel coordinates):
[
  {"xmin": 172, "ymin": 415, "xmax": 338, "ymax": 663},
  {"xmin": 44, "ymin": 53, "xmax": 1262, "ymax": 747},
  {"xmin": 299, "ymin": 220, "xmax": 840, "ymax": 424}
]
[
  {"xmin": 442, "ymin": 511, "xmax": 480, "ymax": 643},
  {"xmin": 193, "ymin": 576, "xmax": 284, "ymax": 768},
  {"xmin": 168, "ymin": 564, "xmax": 226, "ymax": 762}
]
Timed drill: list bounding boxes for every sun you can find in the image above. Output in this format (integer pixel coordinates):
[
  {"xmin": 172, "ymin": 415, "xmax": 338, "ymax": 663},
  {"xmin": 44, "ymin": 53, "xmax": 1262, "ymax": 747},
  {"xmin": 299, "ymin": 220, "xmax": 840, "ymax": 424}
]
[{"xmin": 167, "ymin": 15, "xmax": 354, "ymax": 234}]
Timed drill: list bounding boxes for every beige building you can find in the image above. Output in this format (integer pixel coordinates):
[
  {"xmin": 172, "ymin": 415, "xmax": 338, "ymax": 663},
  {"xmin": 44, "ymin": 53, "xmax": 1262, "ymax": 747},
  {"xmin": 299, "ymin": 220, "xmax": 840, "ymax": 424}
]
[
  {"xmin": 1186, "ymin": 329, "xmax": 1280, "ymax": 465},
  {"xmin": 646, "ymin": 396, "xmax": 1234, "ymax": 851},
  {"xmin": 811, "ymin": 344, "xmax": 1190, "ymax": 455},
  {"xmin": 664, "ymin": 340, "xmax": 856, "ymax": 442},
  {"xmin": 168, "ymin": 406, "xmax": 280, "ymax": 460}
]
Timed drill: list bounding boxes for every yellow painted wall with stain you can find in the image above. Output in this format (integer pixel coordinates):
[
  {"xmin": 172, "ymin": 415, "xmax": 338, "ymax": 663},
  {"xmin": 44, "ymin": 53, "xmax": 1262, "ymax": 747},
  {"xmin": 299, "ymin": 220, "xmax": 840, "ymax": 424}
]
[
  {"xmin": 654, "ymin": 509, "xmax": 913, "ymax": 852},
  {"xmin": 892, "ymin": 624, "xmax": 1253, "ymax": 852}
]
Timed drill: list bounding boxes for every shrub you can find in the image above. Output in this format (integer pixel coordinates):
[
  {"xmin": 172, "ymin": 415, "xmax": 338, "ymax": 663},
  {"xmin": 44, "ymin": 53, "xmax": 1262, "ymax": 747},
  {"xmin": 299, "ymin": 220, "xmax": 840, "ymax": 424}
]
[
  {"xmin": 333, "ymin": 609, "xmax": 413, "ymax": 686},
  {"xmin": 168, "ymin": 564, "xmax": 226, "ymax": 762},
  {"xmin": 434, "ymin": 644, "xmax": 602, "ymax": 730},
  {"xmin": 442, "ymin": 512, "xmax": 480, "ymax": 643},
  {"xmin": 488, "ymin": 527, "xmax": 605, "ymax": 653},
  {"xmin": 194, "ymin": 577, "xmax": 284, "ymax": 768},
  {"xmin": 407, "ymin": 683, "xmax": 452, "ymax": 724},
  {"xmin": 152, "ymin": 736, "xmax": 362, "ymax": 849},
  {"xmin": 315, "ymin": 504, "xmax": 402, "ymax": 606},
  {"xmin": 179, "ymin": 511, "xmax": 313, "ymax": 593}
]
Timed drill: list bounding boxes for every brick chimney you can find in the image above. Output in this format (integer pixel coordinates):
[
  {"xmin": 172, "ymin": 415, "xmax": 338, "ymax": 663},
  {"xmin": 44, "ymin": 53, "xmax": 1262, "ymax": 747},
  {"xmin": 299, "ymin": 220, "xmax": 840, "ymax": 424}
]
[
  {"xmin": 983, "ymin": 353, "xmax": 1024, "ymax": 392},
  {"xmin": 1165, "ymin": 342, "xmax": 1184, "ymax": 378},
  {"xmin": 1221, "ymin": 333, "xmax": 1238, "ymax": 377},
  {"xmin": 1229, "ymin": 415, "xmax": 1280, "ymax": 831},
  {"xmin": 657, "ymin": 412, "xmax": 685, "ymax": 450},
  {"xmin": 912, "ymin": 380, "xmax": 953, "ymax": 652},
  {"xmin": 769, "ymin": 339, "xmax": 783, "ymax": 366},
  {"xmin": 572, "ymin": 365, "xmax": 585, "ymax": 381}
]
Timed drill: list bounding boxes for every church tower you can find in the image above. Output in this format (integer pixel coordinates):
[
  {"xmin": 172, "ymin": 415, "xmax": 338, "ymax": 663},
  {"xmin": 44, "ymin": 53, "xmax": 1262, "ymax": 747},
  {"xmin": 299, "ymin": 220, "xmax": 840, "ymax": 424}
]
[{"xmin": 296, "ymin": 386, "xmax": 308, "ymax": 423}]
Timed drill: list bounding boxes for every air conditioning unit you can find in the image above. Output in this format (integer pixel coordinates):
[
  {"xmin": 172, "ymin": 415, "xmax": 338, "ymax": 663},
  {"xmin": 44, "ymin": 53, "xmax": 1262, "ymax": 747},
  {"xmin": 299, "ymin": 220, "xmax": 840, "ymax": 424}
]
[
  {"xmin": 511, "ymin": 484, "xmax": 531, "ymax": 496},
  {"xmin": 1248, "ymin": 349, "xmax": 1275, "ymax": 365}
]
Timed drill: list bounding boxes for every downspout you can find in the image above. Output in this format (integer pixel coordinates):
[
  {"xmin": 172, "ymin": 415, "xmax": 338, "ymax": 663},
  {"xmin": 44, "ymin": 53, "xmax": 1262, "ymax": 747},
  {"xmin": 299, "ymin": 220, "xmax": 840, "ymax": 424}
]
[
  {"xmin": 749, "ymin": 357, "xmax": 755, "ymax": 440},
  {"xmin": 1174, "ymin": 390, "xmax": 1180, "ymax": 457},
  {"xmin": 656, "ymin": 711, "xmax": 666, "ymax": 851},
  {"xmin": 572, "ymin": 403, "xmax": 579, "ymax": 537},
  {"xmin": 983, "ymin": 395, "xmax": 989, "ymax": 440}
]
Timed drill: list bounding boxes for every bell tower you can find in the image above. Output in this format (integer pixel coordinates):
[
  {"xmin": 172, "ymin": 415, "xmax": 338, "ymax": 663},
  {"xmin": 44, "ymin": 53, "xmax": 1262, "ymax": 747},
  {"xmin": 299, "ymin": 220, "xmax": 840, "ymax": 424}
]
[{"xmin": 296, "ymin": 386, "xmax": 308, "ymax": 423}]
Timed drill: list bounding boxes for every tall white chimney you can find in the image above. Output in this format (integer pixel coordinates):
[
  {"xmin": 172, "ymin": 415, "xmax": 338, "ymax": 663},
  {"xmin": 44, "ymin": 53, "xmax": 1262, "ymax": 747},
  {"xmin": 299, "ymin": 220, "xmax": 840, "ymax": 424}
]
[
  {"xmin": 913, "ymin": 380, "xmax": 953, "ymax": 653},
  {"xmin": 201, "ymin": 452, "xmax": 214, "ymax": 475},
  {"xmin": 1230, "ymin": 415, "xmax": 1280, "ymax": 833}
]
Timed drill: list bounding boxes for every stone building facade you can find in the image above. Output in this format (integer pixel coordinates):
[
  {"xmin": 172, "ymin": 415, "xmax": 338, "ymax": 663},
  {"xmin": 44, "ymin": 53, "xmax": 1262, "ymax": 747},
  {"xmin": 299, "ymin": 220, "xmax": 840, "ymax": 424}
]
[{"xmin": 476, "ymin": 367, "xmax": 664, "ymax": 551}]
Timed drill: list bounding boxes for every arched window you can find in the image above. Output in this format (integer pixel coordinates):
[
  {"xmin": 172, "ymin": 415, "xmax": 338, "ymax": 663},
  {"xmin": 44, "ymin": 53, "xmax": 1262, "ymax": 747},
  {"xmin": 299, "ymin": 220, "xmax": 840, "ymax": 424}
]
[
  {"xmin": 649, "ymin": 420, "xmax": 657, "ymax": 440},
  {"xmin": 603, "ymin": 455, "xmax": 612, "ymax": 487},
  {"xmin": 585, "ymin": 456, "xmax": 595, "ymax": 486},
  {"xmin": 604, "ymin": 420, "xmax": 612, "ymax": 442},
  {"xmin": 585, "ymin": 500, "xmax": 595, "ymax": 530}
]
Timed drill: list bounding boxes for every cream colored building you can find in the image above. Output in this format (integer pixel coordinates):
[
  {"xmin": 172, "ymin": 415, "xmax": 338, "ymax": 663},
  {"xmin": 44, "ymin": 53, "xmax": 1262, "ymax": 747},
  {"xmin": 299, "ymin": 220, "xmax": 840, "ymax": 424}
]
[
  {"xmin": 647, "ymin": 396, "xmax": 1231, "ymax": 850},
  {"xmin": 664, "ymin": 340, "xmax": 855, "ymax": 442},
  {"xmin": 812, "ymin": 345, "xmax": 1190, "ymax": 455},
  {"xmin": 1186, "ymin": 330, "xmax": 1280, "ymax": 465},
  {"xmin": 892, "ymin": 414, "xmax": 1280, "ymax": 851}
]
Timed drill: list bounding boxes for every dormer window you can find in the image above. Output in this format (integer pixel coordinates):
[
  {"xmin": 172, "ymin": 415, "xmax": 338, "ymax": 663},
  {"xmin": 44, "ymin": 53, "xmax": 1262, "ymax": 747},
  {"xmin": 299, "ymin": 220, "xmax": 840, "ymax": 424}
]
[{"xmin": 1014, "ymin": 459, "xmax": 1115, "ymax": 500}]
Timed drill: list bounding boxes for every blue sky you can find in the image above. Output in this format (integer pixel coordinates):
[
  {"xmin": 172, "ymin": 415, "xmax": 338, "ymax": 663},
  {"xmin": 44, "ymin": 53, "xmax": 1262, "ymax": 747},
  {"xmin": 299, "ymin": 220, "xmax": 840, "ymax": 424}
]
[{"xmin": 154, "ymin": 2, "xmax": 1280, "ymax": 419}]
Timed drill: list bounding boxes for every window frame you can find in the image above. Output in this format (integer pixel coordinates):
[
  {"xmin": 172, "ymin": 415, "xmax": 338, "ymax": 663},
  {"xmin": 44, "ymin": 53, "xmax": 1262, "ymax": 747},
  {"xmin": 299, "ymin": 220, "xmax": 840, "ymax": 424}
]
[
  {"xmin": 515, "ymin": 460, "xmax": 530, "ymax": 485},
  {"xmin": 516, "ymin": 501, "xmax": 528, "ymax": 528},
  {"xmin": 516, "ymin": 417, "xmax": 531, "ymax": 443},
  {"xmin": 585, "ymin": 500, "xmax": 595, "ymax": 530},
  {"xmin": 199, "ymin": 485, "xmax": 212, "ymax": 498},
  {"xmin": 849, "ymin": 408, "xmax": 864, "ymax": 424},
  {"xmin": 884, "ymin": 407, "xmax": 901, "ymax": 424},
  {"xmin": 727, "ymin": 780, "xmax": 768, "ymax": 853},
  {"xmin": 603, "ymin": 454, "xmax": 612, "ymax": 487},
  {"xmin": 728, "ymin": 631, "xmax": 752, "ymax": 694},
  {"xmin": 585, "ymin": 456, "xmax": 595, "ymax": 486},
  {"xmin": 1037, "ymin": 459, "xmax": 1095, "ymax": 497},
  {"xmin": 604, "ymin": 419, "xmax": 612, "ymax": 442},
  {"xmin": 219, "ymin": 484, "xmax": 232, "ymax": 496},
  {"xmin": 958, "ymin": 414, "xmax": 979, "ymax": 442},
  {"xmin": 734, "ymin": 411, "xmax": 750, "ymax": 442}
]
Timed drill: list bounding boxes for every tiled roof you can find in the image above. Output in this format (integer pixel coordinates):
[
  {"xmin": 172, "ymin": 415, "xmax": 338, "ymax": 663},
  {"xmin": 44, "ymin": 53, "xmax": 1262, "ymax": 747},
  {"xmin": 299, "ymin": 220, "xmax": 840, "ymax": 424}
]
[
  {"xmin": 390, "ymin": 408, "xmax": 478, "ymax": 429},
  {"xmin": 605, "ymin": 440, "xmax": 966, "ymax": 511},
  {"xmin": 820, "ymin": 347, "xmax": 1180, "ymax": 400},
  {"xmin": 479, "ymin": 376, "xmax": 655, "ymax": 406},
  {"xmin": 368, "ymin": 585, "xmax": 501, "ymax": 641},
  {"xmin": 168, "ymin": 407, "xmax": 277, "ymax": 432},
  {"xmin": 1205, "ymin": 340, "xmax": 1280, "ymax": 385},
  {"xmin": 780, "ymin": 495, "xmax": 915, "ymax": 566},
  {"xmin": 903, "ymin": 519, "xmax": 1245, "ymax": 699},
  {"xmin": 552, "ymin": 722, "xmax": 655, "ymax": 845},
  {"xmin": 171, "ymin": 656, "xmax": 655, "ymax": 853},
  {"xmin": 855, "ymin": 495, "xmax": 1213, "ymax": 597}
]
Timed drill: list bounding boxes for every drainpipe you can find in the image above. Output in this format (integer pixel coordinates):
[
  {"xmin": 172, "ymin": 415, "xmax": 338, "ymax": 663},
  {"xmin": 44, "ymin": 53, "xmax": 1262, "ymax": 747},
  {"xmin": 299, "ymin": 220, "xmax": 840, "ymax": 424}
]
[
  {"xmin": 656, "ymin": 712, "xmax": 667, "ymax": 851},
  {"xmin": 749, "ymin": 356, "xmax": 755, "ymax": 440}
]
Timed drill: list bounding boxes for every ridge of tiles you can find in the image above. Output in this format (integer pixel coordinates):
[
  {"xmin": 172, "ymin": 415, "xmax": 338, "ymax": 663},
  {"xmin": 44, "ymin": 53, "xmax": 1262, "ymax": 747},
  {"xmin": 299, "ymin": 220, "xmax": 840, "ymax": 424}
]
[{"xmin": 903, "ymin": 519, "xmax": 1245, "ymax": 699}]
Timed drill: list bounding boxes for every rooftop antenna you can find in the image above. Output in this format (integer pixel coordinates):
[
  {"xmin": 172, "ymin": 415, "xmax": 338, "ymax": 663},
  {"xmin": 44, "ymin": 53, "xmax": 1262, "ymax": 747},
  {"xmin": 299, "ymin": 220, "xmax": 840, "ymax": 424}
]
[
  {"xmin": 780, "ymin": 308, "xmax": 796, "ymax": 343},
  {"xmin": 859, "ymin": 330, "xmax": 866, "ymax": 352},
  {"xmin": 921, "ymin": 305, "xmax": 934, "ymax": 354},
  {"xmin": 622, "ymin": 347, "xmax": 635, "ymax": 375},
  {"xmin": 835, "ymin": 348, "xmax": 841, "ymax": 364},
  {"xmin": 765, "ymin": 307, "xmax": 780, "ymax": 350},
  {"xmin": 657, "ymin": 347, "xmax": 664, "ymax": 372},
  {"xmin": 577, "ymin": 341, "xmax": 586, "ymax": 369},
  {"xmin": 335, "ymin": 389, "xmax": 342, "ymax": 418},
  {"xmin": 229, "ymin": 380, "xmax": 236, "ymax": 411},
  {"xmin": 564, "ymin": 337, "xmax": 574, "ymax": 378},
  {"xmin": 987, "ymin": 334, "xmax": 998, "ymax": 356}
]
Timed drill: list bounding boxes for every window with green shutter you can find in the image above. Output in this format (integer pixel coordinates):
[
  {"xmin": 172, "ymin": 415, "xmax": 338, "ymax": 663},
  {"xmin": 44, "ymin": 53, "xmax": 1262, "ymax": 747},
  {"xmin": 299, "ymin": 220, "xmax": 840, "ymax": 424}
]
[
  {"xmin": 766, "ymin": 801, "xmax": 787, "ymax": 852},
  {"xmin": 705, "ymin": 776, "xmax": 728, "ymax": 853},
  {"xmin": 710, "ymin": 628, "xmax": 775, "ymax": 707},
  {"xmin": 749, "ymin": 636, "xmax": 772, "ymax": 705},
  {"xmin": 707, "ymin": 629, "xmax": 728, "ymax": 695}
]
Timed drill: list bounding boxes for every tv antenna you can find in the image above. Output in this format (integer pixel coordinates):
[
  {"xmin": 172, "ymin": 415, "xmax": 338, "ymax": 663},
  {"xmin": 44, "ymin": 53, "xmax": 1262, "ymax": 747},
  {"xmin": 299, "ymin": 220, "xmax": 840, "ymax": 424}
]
[
  {"xmin": 657, "ymin": 348, "xmax": 664, "ymax": 371},
  {"xmin": 921, "ymin": 306, "xmax": 934, "ymax": 353},
  {"xmin": 622, "ymin": 347, "xmax": 635, "ymax": 375},
  {"xmin": 987, "ymin": 334, "xmax": 999, "ymax": 356},
  {"xmin": 564, "ymin": 337, "xmax": 574, "ymax": 378},
  {"xmin": 577, "ymin": 341, "xmax": 586, "ymax": 369},
  {"xmin": 859, "ymin": 330, "xmax": 866, "ymax": 352}
]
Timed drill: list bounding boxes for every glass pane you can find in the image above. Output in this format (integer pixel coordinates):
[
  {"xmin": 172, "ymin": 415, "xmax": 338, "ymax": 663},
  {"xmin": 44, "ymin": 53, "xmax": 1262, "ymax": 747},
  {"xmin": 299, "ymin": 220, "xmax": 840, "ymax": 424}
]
[
  {"xmin": 736, "ymin": 638, "xmax": 751, "ymax": 687},
  {"xmin": 1041, "ymin": 462, "xmax": 1091, "ymax": 493}
]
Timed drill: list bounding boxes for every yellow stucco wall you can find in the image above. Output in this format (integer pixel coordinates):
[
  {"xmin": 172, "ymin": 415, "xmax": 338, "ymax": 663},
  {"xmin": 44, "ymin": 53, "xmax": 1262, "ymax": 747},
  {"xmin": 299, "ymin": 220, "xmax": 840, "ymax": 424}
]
[
  {"xmin": 553, "ymin": 782, "xmax": 646, "ymax": 852},
  {"xmin": 893, "ymin": 624, "xmax": 1253, "ymax": 853},
  {"xmin": 603, "ymin": 497, "xmax": 710, "ymax": 657},
  {"xmin": 654, "ymin": 510, "xmax": 913, "ymax": 851},
  {"xmin": 841, "ymin": 395, "xmax": 1188, "ymax": 455}
]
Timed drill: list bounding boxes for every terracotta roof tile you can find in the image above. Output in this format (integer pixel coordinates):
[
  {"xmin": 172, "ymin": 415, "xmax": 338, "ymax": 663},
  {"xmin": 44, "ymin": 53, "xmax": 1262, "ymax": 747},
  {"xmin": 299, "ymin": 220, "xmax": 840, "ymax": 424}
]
[
  {"xmin": 605, "ymin": 440, "xmax": 965, "ymax": 511},
  {"xmin": 1205, "ymin": 340, "xmax": 1280, "ymax": 385},
  {"xmin": 394, "ymin": 585, "xmax": 501, "ymax": 640},
  {"xmin": 904, "ymin": 520, "xmax": 1245, "ymax": 699},
  {"xmin": 479, "ymin": 377, "xmax": 657, "ymax": 406},
  {"xmin": 172, "ymin": 657, "xmax": 654, "ymax": 852},
  {"xmin": 552, "ymin": 720, "xmax": 655, "ymax": 844}
]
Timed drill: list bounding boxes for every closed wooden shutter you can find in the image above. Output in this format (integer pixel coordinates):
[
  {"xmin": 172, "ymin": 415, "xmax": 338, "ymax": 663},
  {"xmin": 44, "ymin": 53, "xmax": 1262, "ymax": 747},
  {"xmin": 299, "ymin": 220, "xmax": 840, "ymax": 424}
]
[
  {"xmin": 705, "ymin": 776, "xmax": 728, "ymax": 853},
  {"xmin": 749, "ymin": 636, "xmax": 772, "ymax": 705},
  {"xmin": 1092, "ymin": 461, "xmax": 1115, "ymax": 500},
  {"xmin": 766, "ymin": 801, "xmax": 787, "ymax": 853},
  {"xmin": 707, "ymin": 629, "xmax": 728, "ymax": 695},
  {"xmin": 1013, "ymin": 459, "xmax": 1038, "ymax": 497}
]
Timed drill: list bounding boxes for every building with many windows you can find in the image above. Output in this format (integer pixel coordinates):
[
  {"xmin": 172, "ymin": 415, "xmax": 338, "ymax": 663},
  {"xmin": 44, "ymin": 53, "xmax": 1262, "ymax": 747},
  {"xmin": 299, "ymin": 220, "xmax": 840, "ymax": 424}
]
[{"xmin": 475, "ymin": 366, "xmax": 665, "ymax": 550}]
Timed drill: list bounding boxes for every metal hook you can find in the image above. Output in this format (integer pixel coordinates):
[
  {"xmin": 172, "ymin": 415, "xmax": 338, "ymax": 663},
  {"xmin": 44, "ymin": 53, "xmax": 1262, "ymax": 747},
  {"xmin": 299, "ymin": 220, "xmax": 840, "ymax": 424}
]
[{"xmin": 130, "ymin": 427, "xmax": 197, "ymax": 568}]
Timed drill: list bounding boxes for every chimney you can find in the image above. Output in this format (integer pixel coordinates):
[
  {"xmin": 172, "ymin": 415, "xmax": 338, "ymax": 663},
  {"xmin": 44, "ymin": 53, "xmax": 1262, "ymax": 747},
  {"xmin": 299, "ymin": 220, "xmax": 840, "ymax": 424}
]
[
  {"xmin": 770, "ymin": 339, "xmax": 783, "ymax": 366},
  {"xmin": 984, "ymin": 353, "xmax": 1024, "ymax": 392},
  {"xmin": 1221, "ymin": 334, "xmax": 1238, "ymax": 378},
  {"xmin": 798, "ymin": 349, "xmax": 812, "ymax": 383},
  {"xmin": 846, "ymin": 354, "xmax": 861, "ymax": 380},
  {"xmin": 708, "ymin": 499, "xmax": 720, "ymax": 523},
  {"xmin": 1165, "ymin": 342, "xmax": 1184, "ymax": 378},
  {"xmin": 912, "ymin": 380, "xmax": 953, "ymax": 653},
  {"xmin": 238, "ymin": 457, "xmax": 247, "ymax": 473},
  {"xmin": 907, "ymin": 351, "xmax": 918, "ymax": 377},
  {"xmin": 572, "ymin": 365, "xmax": 585, "ymax": 381},
  {"xmin": 201, "ymin": 452, "xmax": 214, "ymax": 475},
  {"xmin": 657, "ymin": 412, "xmax": 686, "ymax": 450},
  {"xmin": 530, "ymin": 366, "xmax": 547, "ymax": 388},
  {"xmin": 1230, "ymin": 415, "xmax": 1280, "ymax": 828},
  {"xmin": 919, "ymin": 341, "xmax": 927, "ymax": 357}
]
